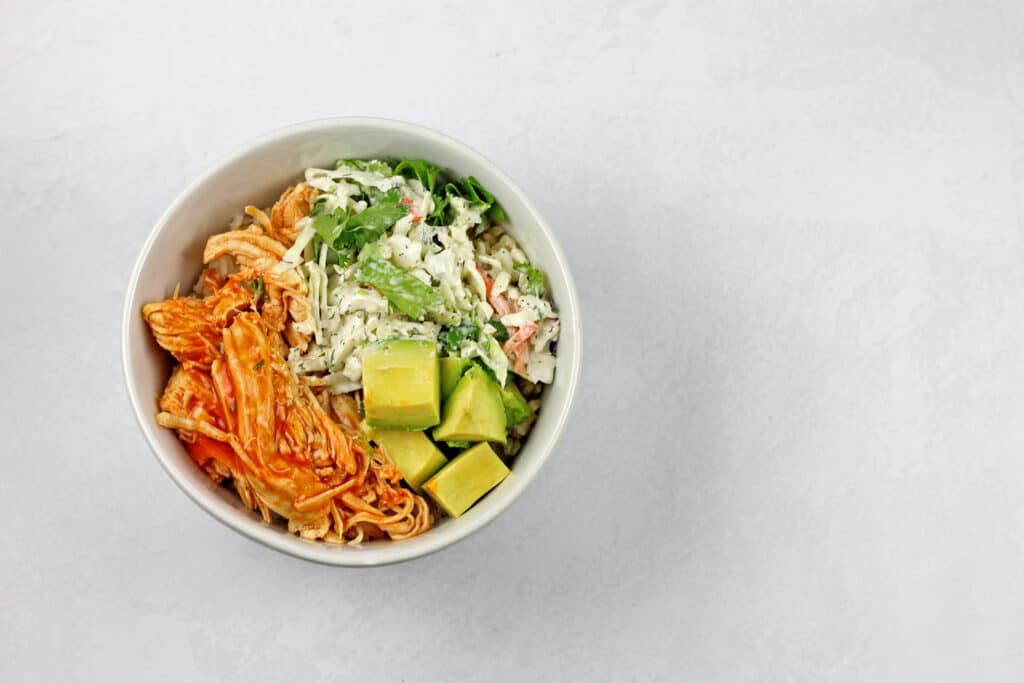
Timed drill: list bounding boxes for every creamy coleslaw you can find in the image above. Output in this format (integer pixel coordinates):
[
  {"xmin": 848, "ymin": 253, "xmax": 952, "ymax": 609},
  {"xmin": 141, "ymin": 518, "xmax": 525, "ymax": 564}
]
[{"xmin": 274, "ymin": 160, "xmax": 559, "ymax": 393}]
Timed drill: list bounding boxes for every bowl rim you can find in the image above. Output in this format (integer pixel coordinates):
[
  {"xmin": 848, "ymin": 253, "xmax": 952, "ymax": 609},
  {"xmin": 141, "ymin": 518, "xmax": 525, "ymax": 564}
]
[{"xmin": 121, "ymin": 116, "xmax": 582, "ymax": 566}]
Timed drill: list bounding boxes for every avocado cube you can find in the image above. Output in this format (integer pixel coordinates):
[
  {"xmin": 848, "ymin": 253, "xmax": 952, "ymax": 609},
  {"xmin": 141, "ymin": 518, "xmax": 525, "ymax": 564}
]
[
  {"xmin": 363, "ymin": 339, "xmax": 440, "ymax": 430},
  {"xmin": 440, "ymin": 357, "xmax": 472, "ymax": 402},
  {"xmin": 423, "ymin": 442, "xmax": 510, "ymax": 517},
  {"xmin": 500, "ymin": 383, "xmax": 531, "ymax": 426},
  {"xmin": 432, "ymin": 366, "xmax": 507, "ymax": 444},
  {"xmin": 370, "ymin": 429, "xmax": 448, "ymax": 492}
]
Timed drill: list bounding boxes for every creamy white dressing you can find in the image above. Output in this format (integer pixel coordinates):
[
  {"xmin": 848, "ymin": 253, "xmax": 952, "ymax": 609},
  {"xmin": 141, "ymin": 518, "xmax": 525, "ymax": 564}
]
[{"xmin": 286, "ymin": 163, "xmax": 560, "ymax": 390}]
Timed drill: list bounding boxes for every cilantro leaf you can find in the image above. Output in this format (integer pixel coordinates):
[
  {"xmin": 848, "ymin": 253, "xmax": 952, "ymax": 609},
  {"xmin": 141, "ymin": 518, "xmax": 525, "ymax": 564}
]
[
  {"xmin": 428, "ymin": 192, "xmax": 450, "ymax": 225},
  {"xmin": 396, "ymin": 159, "xmax": 451, "ymax": 225},
  {"xmin": 358, "ymin": 241, "xmax": 387, "ymax": 261},
  {"xmin": 513, "ymin": 263, "xmax": 545, "ymax": 296},
  {"xmin": 312, "ymin": 211, "xmax": 345, "ymax": 245},
  {"xmin": 336, "ymin": 158, "xmax": 394, "ymax": 176},
  {"xmin": 488, "ymin": 319, "xmax": 510, "ymax": 343},
  {"xmin": 462, "ymin": 176, "xmax": 493, "ymax": 205},
  {"xmin": 245, "ymin": 275, "xmax": 265, "ymax": 301},
  {"xmin": 487, "ymin": 202, "xmax": 507, "ymax": 223},
  {"xmin": 310, "ymin": 189, "xmax": 409, "ymax": 253},
  {"xmin": 465, "ymin": 176, "xmax": 507, "ymax": 223},
  {"xmin": 329, "ymin": 159, "xmax": 507, "ymax": 228},
  {"xmin": 441, "ymin": 177, "xmax": 507, "ymax": 224},
  {"xmin": 439, "ymin": 321, "xmax": 480, "ymax": 353},
  {"xmin": 443, "ymin": 182, "xmax": 463, "ymax": 200},
  {"xmin": 340, "ymin": 188, "xmax": 407, "ymax": 247},
  {"xmin": 309, "ymin": 197, "xmax": 330, "ymax": 217},
  {"xmin": 356, "ymin": 254, "xmax": 444, "ymax": 321},
  {"xmin": 395, "ymin": 159, "xmax": 441, "ymax": 192}
]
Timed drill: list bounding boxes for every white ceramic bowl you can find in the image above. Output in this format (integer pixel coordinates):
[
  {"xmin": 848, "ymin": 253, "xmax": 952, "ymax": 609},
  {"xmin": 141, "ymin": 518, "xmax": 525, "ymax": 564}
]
[{"xmin": 122, "ymin": 118, "xmax": 581, "ymax": 566}]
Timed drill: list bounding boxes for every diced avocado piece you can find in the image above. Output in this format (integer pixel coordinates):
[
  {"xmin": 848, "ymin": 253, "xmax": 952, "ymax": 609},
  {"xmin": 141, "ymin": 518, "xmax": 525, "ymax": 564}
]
[
  {"xmin": 444, "ymin": 440, "xmax": 472, "ymax": 449},
  {"xmin": 371, "ymin": 429, "xmax": 448, "ymax": 492},
  {"xmin": 431, "ymin": 366, "xmax": 507, "ymax": 444},
  {"xmin": 500, "ymin": 383, "xmax": 531, "ymax": 426},
  {"xmin": 363, "ymin": 339, "xmax": 440, "ymax": 430},
  {"xmin": 440, "ymin": 357, "xmax": 472, "ymax": 401},
  {"xmin": 423, "ymin": 443, "xmax": 510, "ymax": 517}
]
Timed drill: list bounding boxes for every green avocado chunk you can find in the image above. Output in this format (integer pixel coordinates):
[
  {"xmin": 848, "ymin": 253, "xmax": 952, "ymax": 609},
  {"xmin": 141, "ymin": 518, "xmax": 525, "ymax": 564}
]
[
  {"xmin": 369, "ymin": 428, "xmax": 448, "ymax": 492},
  {"xmin": 363, "ymin": 339, "xmax": 440, "ymax": 430},
  {"xmin": 423, "ymin": 442, "xmax": 510, "ymax": 517},
  {"xmin": 500, "ymin": 383, "xmax": 531, "ymax": 426},
  {"xmin": 432, "ymin": 365, "xmax": 507, "ymax": 444},
  {"xmin": 440, "ymin": 357, "xmax": 472, "ymax": 401}
]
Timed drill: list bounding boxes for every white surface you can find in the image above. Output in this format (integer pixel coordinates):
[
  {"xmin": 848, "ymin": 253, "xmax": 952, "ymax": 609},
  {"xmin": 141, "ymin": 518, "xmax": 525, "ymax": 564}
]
[{"xmin": 3, "ymin": 1, "xmax": 1024, "ymax": 680}]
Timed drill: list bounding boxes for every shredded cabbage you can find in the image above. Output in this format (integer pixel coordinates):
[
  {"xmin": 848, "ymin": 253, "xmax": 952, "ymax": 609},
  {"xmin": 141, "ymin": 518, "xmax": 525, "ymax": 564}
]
[{"xmin": 287, "ymin": 160, "xmax": 560, "ymax": 392}]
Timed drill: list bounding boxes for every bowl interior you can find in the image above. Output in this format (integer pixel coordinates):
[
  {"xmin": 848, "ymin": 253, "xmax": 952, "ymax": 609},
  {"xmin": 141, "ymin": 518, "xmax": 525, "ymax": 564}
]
[{"xmin": 123, "ymin": 119, "xmax": 580, "ymax": 566}]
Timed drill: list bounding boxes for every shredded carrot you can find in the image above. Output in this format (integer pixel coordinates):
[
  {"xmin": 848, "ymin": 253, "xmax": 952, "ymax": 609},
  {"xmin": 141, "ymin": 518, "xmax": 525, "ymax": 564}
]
[
  {"xmin": 476, "ymin": 265, "xmax": 494, "ymax": 300},
  {"xmin": 503, "ymin": 322, "xmax": 538, "ymax": 376},
  {"xmin": 400, "ymin": 195, "xmax": 422, "ymax": 223}
]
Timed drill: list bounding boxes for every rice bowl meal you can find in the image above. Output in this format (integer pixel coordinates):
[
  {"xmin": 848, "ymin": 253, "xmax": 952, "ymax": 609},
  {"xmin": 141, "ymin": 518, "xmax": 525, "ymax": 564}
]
[{"xmin": 142, "ymin": 158, "xmax": 559, "ymax": 545}]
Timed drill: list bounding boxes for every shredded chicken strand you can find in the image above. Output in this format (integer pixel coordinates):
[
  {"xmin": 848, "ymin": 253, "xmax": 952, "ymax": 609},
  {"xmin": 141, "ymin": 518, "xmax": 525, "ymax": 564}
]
[{"xmin": 144, "ymin": 206, "xmax": 433, "ymax": 544}]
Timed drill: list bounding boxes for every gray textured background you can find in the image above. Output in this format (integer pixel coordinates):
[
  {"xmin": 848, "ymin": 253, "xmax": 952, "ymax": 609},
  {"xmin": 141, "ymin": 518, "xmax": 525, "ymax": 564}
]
[{"xmin": 4, "ymin": 1, "xmax": 1024, "ymax": 680}]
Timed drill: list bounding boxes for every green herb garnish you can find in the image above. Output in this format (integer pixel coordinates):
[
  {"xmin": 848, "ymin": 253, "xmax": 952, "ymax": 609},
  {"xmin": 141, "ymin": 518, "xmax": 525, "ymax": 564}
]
[
  {"xmin": 395, "ymin": 159, "xmax": 441, "ymax": 192},
  {"xmin": 488, "ymin": 319, "xmax": 510, "ymax": 343},
  {"xmin": 336, "ymin": 158, "xmax": 394, "ymax": 176},
  {"xmin": 439, "ymin": 321, "xmax": 481, "ymax": 353},
  {"xmin": 463, "ymin": 176, "xmax": 507, "ymax": 223},
  {"xmin": 356, "ymin": 249, "xmax": 444, "ymax": 321},
  {"xmin": 245, "ymin": 275, "xmax": 266, "ymax": 301},
  {"xmin": 312, "ymin": 188, "xmax": 409, "ymax": 252},
  {"xmin": 428, "ymin": 192, "xmax": 450, "ymax": 224},
  {"xmin": 441, "ymin": 176, "xmax": 507, "ymax": 224},
  {"xmin": 335, "ymin": 158, "xmax": 506, "ymax": 228},
  {"xmin": 513, "ymin": 263, "xmax": 545, "ymax": 296}
]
